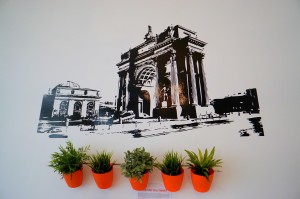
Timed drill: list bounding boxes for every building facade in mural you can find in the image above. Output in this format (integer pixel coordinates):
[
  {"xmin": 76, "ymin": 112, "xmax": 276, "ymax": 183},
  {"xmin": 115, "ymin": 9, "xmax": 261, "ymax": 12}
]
[
  {"xmin": 116, "ymin": 25, "xmax": 209, "ymax": 119},
  {"xmin": 210, "ymin": 88, "xmax": 260, "ymax": 115},
  {"xmin": 39, "ymin": 81, "xmax": 101, "ymax": 120}
]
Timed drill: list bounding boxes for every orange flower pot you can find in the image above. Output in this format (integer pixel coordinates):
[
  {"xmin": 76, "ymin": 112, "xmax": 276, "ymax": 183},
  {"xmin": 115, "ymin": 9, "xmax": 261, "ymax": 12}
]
[
  {"xmin": 161, "ymin": 168, "xmax": 184, "ymax": 192},
  {"xmin": 92, "ymin": 165, "xmax": 114, "ymax": 189},
  {"xmin": 129, "ymin": 172, "xmax": 149, "ymax": 191},
  {"xmin": 63, "ymin": 169, "xmax": 83, "ymax": 188},
  {"xmin": 190, "ymin": 169, "xmax": 214, "ymax": 192}
]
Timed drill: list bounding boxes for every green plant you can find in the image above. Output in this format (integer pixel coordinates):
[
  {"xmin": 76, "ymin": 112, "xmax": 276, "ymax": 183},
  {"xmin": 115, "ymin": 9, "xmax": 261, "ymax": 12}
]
[
  {"xmin": 88, "ymin": 151, "xmax": 114, "ymax": 174},
  {"xmin": 121, "ymin": 147, "xmax": 156, "ymax": 182},
  {"xmin": 157, "ymin": 151, "xmax": 184, "ymax": 176},
  {"xmin": 49, "ymin": 141, "xmax": 90, "ymax": 176},
  {"xmin": 185, "ymin": 147, "xmax": 222, "ymax": 180}
]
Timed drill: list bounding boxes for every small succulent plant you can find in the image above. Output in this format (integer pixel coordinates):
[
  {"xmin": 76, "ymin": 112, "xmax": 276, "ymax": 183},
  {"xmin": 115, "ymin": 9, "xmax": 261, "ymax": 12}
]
[
  {"xmin": 49, "ymin": 141, "xmax": 90, "ymax": 176},
  {"xmin": 121, "ymin": 147, "xmax": 156, "ymax": 182},
  {"xmin": 157, "ymin": 150, "xmax": 184, "ymax": 176},
  {"xmin": 185, "ymin": 146, "xmax": 222, "ymax": 180},
  {"xmin": 88, "ymin": 150, "xmax": 114, "ymax": 174}
]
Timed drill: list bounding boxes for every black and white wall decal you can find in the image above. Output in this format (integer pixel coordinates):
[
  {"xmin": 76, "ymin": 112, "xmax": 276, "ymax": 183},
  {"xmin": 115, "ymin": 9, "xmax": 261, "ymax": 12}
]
[{"xmin": 37, "ymin": 25, "xmax": 264, "ymax": 139}]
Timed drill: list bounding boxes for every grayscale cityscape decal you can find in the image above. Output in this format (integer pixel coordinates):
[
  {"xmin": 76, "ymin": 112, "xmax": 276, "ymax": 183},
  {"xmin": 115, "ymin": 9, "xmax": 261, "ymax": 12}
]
[{"xmin": 37, "ymin": 25, "xmax": 264, "ymax": 139}]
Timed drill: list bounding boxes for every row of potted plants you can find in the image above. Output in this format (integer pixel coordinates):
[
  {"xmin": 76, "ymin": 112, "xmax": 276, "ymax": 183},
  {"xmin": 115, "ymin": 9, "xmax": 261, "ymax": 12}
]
[{"xmin": 49, "ymin": 141, "xmax": 222, "ymax": 192}]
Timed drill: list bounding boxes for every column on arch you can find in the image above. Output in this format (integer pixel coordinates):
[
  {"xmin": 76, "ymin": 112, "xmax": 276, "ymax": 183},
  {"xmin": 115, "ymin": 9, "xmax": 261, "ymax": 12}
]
[
  {"xmin": 187, "ymin": 47, "xmax": 198, "ymax": 105},
  {"xmin": 117, "ymin": 73, "xmax": 125, "ymax": 112},
  {"xmin": 196, "ymin": 54, "xmax": 209, "ymax": 106},
  {"xmin": 184, "ymin": 54, "xmax": 191, "ymax": 105},
  {"xmin": 125, "ymin": 71, "xmax": 130, "ymax": 111},
  {"xmin": 170, "ymin": 50, "xmax": 180, "ymax": 106},
  {"xmin": 153, "ymin": 58, "xmax": 161, "ymax": 108}
]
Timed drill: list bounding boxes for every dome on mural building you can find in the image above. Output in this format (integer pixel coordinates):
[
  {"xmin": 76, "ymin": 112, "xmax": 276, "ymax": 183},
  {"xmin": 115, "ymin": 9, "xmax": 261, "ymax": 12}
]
[
  {"xmin": 56, "ymin": 81, "xmax": 80, "ymax": 88},
  {"xmin": 51, "ymin": 81, "xmax": 80, "ymax": 94}
]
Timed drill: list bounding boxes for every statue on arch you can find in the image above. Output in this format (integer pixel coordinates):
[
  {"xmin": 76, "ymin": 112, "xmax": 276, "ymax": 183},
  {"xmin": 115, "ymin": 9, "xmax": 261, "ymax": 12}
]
[
  {"xmin": 144, "ymin": 25, "xmax": 154, "ymax": 40},
  {"xmin": 169, "ymin": 25, "xmax": 175, "ymax": 38}
]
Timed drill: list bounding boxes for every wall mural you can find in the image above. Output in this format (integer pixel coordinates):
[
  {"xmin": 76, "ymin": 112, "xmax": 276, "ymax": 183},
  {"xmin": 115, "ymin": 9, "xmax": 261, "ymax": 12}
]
[{"xmin": 37, "ymin": 25, "xmax": 264, "ymax": 139}]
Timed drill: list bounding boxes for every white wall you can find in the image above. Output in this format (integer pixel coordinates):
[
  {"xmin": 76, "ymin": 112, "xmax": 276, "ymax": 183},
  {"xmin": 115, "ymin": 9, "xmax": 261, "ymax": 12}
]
[{"xmin": 1, "ymin": 0, "xmax": 300, "ymax": 198}]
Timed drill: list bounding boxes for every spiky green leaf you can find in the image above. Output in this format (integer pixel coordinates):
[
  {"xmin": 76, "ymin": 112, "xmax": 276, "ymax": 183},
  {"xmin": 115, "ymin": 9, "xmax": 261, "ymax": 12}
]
[
  {"xmin": 185, "ymin": 147, "xmax": 222, "ymax": 181},
  {"xmin": 49, "ymin": 141, "xmax": 90, "ymax": 177}
]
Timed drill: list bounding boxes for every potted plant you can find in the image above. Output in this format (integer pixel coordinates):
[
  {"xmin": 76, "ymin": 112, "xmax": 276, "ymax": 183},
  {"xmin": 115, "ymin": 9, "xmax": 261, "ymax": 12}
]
[
  {"xmin": 120, "ymin": 147, "xmax": 156, "ymax": 191},
  {"xmin": 157, "ymin": 150, "xmax": 184, "ymax": 192},
  {"xmin": 88, "ymin": 150, "xmax": 115, "ymax": 189},
  {"xmin": 185, "ymin": 146, "xmax": 222, "ymax": 192},
  {"xmin": 49, "ymin": 141, "xmax": 90, "ymax": 188}
]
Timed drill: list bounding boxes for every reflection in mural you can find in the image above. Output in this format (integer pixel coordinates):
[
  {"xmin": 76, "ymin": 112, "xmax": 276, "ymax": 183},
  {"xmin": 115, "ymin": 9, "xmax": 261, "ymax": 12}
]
[{"xmin": 37, "ymin": 25, "xmax": 264, "ymax": 138}]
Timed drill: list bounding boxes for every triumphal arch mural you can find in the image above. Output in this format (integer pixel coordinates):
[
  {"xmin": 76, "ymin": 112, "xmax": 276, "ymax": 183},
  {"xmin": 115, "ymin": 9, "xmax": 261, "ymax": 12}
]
[{"xmin": 116, "ymin": 25, "xmax": 209, "ymax": 119}]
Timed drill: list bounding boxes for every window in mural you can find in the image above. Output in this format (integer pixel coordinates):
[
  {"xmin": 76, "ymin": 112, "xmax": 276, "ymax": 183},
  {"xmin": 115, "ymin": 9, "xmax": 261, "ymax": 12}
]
[
  {"xmin": 73, "ymin": 101, "xmax": 82, "ymax": 119},
  {"xmin": 86, "ymin": 102, "xmax": 95, "ymax": 117},
  {"xmin": 59, "ymin": 101, "xmax": 68, "ymax": 117},
  {"xmin": 137, "ymin": 67, "xmax": 156, "ymax": 86}
]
